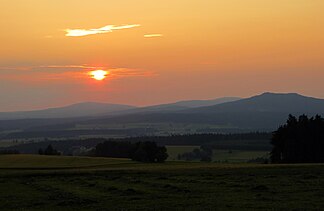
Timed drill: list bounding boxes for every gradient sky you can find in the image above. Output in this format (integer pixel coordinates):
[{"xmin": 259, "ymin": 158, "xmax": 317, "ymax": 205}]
[{"xmin": 1, "ymin": 0, "xmax": 324, "ymax": 111}]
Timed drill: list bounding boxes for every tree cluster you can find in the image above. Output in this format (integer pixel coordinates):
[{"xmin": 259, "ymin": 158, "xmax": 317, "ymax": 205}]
[
  {"xmin": 4, "ymin": 133, "xmax": 271, "ymax": 155},
  {"xmin": 110, "ymin": 133, "xmax": 271, "ymax": 146},
  {"xmin": 178, "ymin": 145, "xmax": 213, "ymax": 162},
  {"xmin": 38, "ymin": 144, "xmax": 60, "ymax": 155},
  {"xmin": 95, "ymin": 141, "xmax": 168, "ymax": 163},
  {"xmin": 271, "ymin": 114, "xmax": 324, "ymax": 163}
]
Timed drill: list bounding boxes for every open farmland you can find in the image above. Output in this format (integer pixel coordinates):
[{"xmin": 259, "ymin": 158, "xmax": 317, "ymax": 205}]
[{"xmin": 0, "ymin": 155, "xmax": 324, "ymax": 210}]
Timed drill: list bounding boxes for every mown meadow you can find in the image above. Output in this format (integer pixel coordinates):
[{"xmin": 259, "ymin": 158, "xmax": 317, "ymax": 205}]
[{"xmin": 0, "ymin": 155, "xmax": 324, "ymax": 210}]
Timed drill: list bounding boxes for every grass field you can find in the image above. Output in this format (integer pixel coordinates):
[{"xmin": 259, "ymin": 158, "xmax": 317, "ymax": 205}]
[
  {"xmin": 0, "ymin": 155, "xmax": 324, "ymax": 210},
  {"xmin": 212, "ymin": 150, "xmax": 269, "ymax": 163},
  {"xmin": 166, "ymin": 146, "xmax": 269, "ymax": 162},
  {"xmin": 0, "ymin": 154, "xmax": 133, "ymax": 169}
]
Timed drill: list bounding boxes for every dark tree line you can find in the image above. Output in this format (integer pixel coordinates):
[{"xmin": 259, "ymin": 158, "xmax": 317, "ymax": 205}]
[
  {"xmin": 4, "ymin": 133, "xmax": 271, "ymax": 155},
  {"xmin": 271, "ymin": 114, "xmax": 324, "ymax": 163},
  {"xmin": 113, "ymin": 132, "xmax": 271, "ymax": 146},
  {"xmin": 95, "ymin": 141, "xmax": 168, "ymax": 163},
  {"xmin": 38, "ymin": 144, "xmax": 60, "ymax": 155}
]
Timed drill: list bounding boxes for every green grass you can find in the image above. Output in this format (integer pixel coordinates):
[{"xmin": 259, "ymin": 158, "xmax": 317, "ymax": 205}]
[
  {"xmin": 213, "ymin": 150, "xmax": 269, "ymax": 163},
  {"xmin": 167, "ymin": 146, "xmax": 269, "ymax": 162},
  {"xmin": 0, "ymin": 154, "xmax": 133, "ymax": 169},
  {"xmin": 0, "ymin": 155, "xmax": 324, "ymax": 210}
]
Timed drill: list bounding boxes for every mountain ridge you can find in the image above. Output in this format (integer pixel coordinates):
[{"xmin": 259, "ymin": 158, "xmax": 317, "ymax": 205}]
[
  {"xmin": 0, "ymin": 97, "xmax": 242, "ymax": 120},
  {"xmin": 1, "ymin": 92, "xmax": 324, "ymax": 132},
  {"xmin": 0, "ymin": 102, "xmax": 137, "ymax": 120},
  {"xmin": 186, "ymin": 92, "xmax": 324, "ymax": 113}
]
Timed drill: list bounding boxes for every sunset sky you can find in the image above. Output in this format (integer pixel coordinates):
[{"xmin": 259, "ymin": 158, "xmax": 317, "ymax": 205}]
[{"xmin": 1, "ymin": 0, "xmax": 324, "ymax": 111}]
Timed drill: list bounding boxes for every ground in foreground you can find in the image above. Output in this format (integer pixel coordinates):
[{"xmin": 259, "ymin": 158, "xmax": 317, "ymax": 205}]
[{"xmin": 0, "ymin": 155, "xmax": 323, "ymax": 210}]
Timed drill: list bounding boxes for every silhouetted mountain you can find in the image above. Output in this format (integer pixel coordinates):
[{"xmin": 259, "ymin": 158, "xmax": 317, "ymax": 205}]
[
  {"xmin": 0, "ymin": 97, "xmax": 241, "ymax": 120},
  {"xmin": 2, "ymin": 93, "xmax": 324, "ymax": 136},
  {"xmin": 100, "ymin": 97, "xmax": 242, "ymax": 115},
  {"xmin": 171, "ymin": 97, "xmax": 241, "ymax": 108},
  {"xmin": 82, "ymin": 92, "xmax": 324, "ymax": 131},
  {"xmin": 189, "ymin": 92, "xmax": 324, "ymax": 113},
  {"xmin": 0, "ymin": 102, "xmax": 137, "ymax": 120},
  {"xmin": 116, "ymin": 104, "xmax": 188, "ymax": 115}
]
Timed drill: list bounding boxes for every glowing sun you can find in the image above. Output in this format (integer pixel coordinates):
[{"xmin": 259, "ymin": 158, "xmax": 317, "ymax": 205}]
[{"xmin": 89, "ymin": 70, "xmax": 108, "ymax": 80}]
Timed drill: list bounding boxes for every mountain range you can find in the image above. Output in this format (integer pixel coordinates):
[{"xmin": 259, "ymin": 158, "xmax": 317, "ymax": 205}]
[
  {"xmin": 80, "ymin": 92, "xmax": 324, "ymax": 131},
  {"xmin": 0, "ymin": 97, "xmax": 241, "ymax": 120},
  {"xmin": 1, "ymin": 93, "xmax": 324, "ymax": 135},
  {"xmin": 0, "ymin": 102, "xmax": 136, "ymax": 120}
]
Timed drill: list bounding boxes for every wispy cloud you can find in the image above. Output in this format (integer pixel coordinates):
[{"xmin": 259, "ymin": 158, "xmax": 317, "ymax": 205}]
[
  {"xmin": 65, "ymin": 24, "xmax": 141, "ymax": 37},
  {"xmin": 0, "ymin": 64, "xmax": 155, "ymax": 83},
  {"xmin": 109, "ymin": 68, "xmax": 156, "ymax": 78},
  {"xmin": 144, "ymin": 34, "xmax": 163, "ymax": 38},
  {"xmin": 39, "ymin": 65, "xmax": 99, "ymax": 69}
]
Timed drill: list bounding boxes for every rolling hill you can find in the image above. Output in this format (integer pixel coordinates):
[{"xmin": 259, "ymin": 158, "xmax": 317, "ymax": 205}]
[
  {"xmin": 189, "ymin": 92, "xmax": 324, "ymax": 113},
  {"xmin": 0, "ymin": 97, "xmax": 241, "ymax": 120},
  {"xmin": 0, "ymin": 102, "xmax": 137, "ymax": 120},
  {"xmin": 81, "ymin": 92, "xmax": 324, "ymax": 131},
  {"xmin": 108, "ymin": 97, "xmax": 242, "ymax": 115},
  {"xmin": 171, "ymin": 97, "xmax": 241, "ymax": 108},
  {"xmin": 1, "ymin": 93, "xmax": 324, "ymax": 137}
]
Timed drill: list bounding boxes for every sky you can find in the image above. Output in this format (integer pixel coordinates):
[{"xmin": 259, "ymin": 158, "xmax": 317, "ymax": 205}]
[{"xmin": 1, "ymin": 0, "xmax": 324, "ymax": 111}]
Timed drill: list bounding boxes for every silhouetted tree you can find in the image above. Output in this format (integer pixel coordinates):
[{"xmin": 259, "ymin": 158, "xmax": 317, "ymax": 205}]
[
  {"xmin": 39, "ymin": 144, "xmax": 60, "ymax": 155},
  {"xmin": 95, "ymin": 141, "xmax": 168, "ymax": 163},
  {"xmin": 178, "ymin": 146, "xmax": 213, "ymax": 162},
  {"xmin": 38, "ymin": 148, "xmax": 43, "ymax": 155},
  {"xmin": 132, "ymin": 147, "xmax": 148, "ymax": 162},
  {"xmin": 156, "ymin": 146, "xmax": 168, "ymax": 163},
  {"xmin": 271, "ymin": 114, "xmax": 324, "ymax": 163},
  {"xmin": 132, "ymin": 142, "xmax": 168, "ymax": 163}
]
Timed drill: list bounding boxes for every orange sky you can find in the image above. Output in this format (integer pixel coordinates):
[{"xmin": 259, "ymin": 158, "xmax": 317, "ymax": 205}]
[{"xmin": 1, "ymin": 0, "xmax": 324, "ymax": 111}]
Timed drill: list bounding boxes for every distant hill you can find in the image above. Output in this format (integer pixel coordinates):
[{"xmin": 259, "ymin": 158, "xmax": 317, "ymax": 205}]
[
  {"xmin": 82, "ymin": 93, "xmax": 324, "ymax": 131},
  {"xmin": 116, "ymin": 97, "xmax": 242, "ymax": 115},
  {"xmin": 0, "ymin": 102, "xmax": 137, "ymax": 120},
  {"xmin": 171, "ymin": 97, "xmax": 241, "ymax": 108},
  {"xmin": 0, "ymin": 97, "xmax": 241, "ymax": 120},
  {"xmin": 2, "ymin": 93, "xmax": 324, "ymax": 135},
  {"xmin": 189, "ymin": 92, "xmax": 324, "ymax": 113}
]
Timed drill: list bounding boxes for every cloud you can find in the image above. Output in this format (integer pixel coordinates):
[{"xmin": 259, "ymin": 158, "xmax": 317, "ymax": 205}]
[
  {"xmin": 144, "ymin": 34, "xmax": 163, "ymax": 38},
  {"xmin": 0, "ymin": 64, "xmax": 155, "ymax": 83},
  {"xmin": 39, "ymin": 65, "xmax": 99, "ymax": 69},
  {"xmin": 109, "ymin": 68, "xmax": 156, "ymax": 78},
  {"xmin": 65, "ymin": 24, "xmax": 140, "ymax": 37}
]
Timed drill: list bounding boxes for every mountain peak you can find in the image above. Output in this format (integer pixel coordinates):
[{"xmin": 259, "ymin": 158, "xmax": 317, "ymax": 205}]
[
  {"xmin": 259, "ymin": 92, "xmax": 302, "ymax": 97},
  {"xmin": 190, "ymin": 92, "xmax": 324, "ymax": 114}
]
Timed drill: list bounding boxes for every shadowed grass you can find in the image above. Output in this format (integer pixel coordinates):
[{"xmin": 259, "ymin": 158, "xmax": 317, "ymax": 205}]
[{"xmin": 0, "ymin": 155, "xmax": 324, "ymax": 210}]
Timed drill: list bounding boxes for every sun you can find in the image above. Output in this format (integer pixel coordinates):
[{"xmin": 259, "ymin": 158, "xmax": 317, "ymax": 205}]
[{"xmin": 89, "ymin": 70, "xmax": 109, "ymax": 81}]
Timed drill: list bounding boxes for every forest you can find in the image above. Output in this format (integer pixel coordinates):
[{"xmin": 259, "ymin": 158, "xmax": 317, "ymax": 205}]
[{"xmin": 271, "ymin": 114, "xmax": 324, "ymax": 163}]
